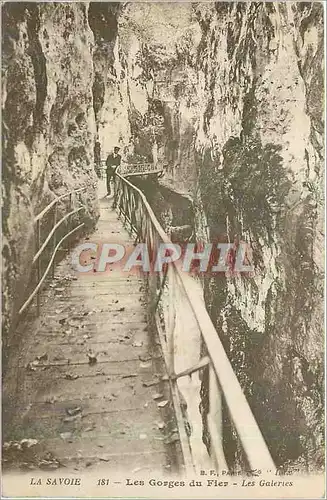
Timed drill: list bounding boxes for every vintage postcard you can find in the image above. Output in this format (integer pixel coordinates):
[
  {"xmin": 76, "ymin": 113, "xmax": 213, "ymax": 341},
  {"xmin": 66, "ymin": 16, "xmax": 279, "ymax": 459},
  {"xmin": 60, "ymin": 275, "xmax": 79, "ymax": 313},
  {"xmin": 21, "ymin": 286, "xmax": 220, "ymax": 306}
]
[{"xmin": 1, "ymin": 1, "xmax": 325, "ymax": 498}]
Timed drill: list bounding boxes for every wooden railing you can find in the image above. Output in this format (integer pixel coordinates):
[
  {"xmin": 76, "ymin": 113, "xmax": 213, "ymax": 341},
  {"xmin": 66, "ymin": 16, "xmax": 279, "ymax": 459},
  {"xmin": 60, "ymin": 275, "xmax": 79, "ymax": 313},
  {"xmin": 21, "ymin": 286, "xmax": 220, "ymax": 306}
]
[
  {"xmin": 18, "ymin": 187, "xmax": 87, "ymax": 316},
  {"xmin": 113, "ymin": 168, "xmax": 275, "ymax": 474},
  {"xmin": 99, "ymin": 160, "xmax": 162, "ymax": 178}
]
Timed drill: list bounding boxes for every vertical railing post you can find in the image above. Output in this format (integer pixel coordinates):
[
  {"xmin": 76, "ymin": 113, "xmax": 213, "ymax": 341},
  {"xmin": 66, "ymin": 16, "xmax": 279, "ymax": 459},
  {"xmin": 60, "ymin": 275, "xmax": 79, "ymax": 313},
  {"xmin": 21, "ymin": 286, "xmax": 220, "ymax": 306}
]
[
  {"xmin": 128, "ymin": 191, "xmax": 133, "ymax": 233},
  {"xmin": 52, "ymin": 203, "xmax": 57, "ymax": 278},
  {"xmin": 126, "ymin": 188, "xmax": 131, "ymax": 225},
  {"xmin": 167, "ymin": 265, "xmax": 175, "ymax": 376},
  {"xmin": 36, "ymin": 219, "xmax": 41, "ymax": 316},
  {"xmin": 207, "ymin": 364, "xmax": 228, "ymax": 472},
  {"xmin": 115, "ymin": 178, "xmax": 120, "ymax": 216},
  {"xmin": 148, "ymin": 221, "xmax": 157, "ymax": 313},
  {"xmin": 136, "ymin": 197, "xmax": 143, "ymax": 244},
  {"xmin": 119, "ymin": 178, "xmax": 123, "ymax": 215},
  {"xmin": 68, "ymin": 192, "xmax": 72, "ymax": 252},
  {"xmin": 124, "ymin": 187, "xmax": 129, "ymax": 225},
  {"xmin": 113, "ymin": 175, "xmax": 117, "ymax": 209},
  {"xmin": 130, "ymin": 193, "xmax": 136, "ymax": 234},
  {"xmin": 118, "ymin": 179, "xmax": 121, "ymax": 215},
  {"xmin": 121, "ymin": 184, "xmax": 125, "ymax": 219}
]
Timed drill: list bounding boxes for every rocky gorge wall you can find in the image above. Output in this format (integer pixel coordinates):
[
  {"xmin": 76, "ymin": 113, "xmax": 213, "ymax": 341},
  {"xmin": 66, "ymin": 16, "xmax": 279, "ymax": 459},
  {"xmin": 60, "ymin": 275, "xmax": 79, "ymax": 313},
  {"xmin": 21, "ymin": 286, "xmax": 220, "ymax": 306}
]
[
  {"xmin": 110, "ymin": 2, "xmax": 325, "ymax": 471},
  {"xmin": 2, "ymin": 3, "xmax": 101, "ymax": 352},
  {"xmin": 193, "ymin": 2, "xmax": 325, "ymax": 472}
]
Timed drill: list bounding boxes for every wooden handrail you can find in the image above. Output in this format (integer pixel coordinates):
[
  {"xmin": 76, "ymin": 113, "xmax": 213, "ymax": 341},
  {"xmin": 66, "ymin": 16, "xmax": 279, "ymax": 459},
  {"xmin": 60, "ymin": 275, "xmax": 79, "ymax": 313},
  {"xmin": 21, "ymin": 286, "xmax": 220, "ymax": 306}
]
[
  {"xmin": 100, "ymin": 161, "xmax": 162, "ymax": 177},
  {"xmin": 33, "ymin": 207, "xmax": 83, "ymax": 263},
  {"xmin": 19, "ymin": 223, "xmax": 84, "ymax": 315},
  {"xmin": 114, "ymin": 167, "xmax": 275, "ymax": 472},
  {"xmin": 34, "ymin": 187, "xmax": 86, "ymax": 222},
  {"xmin": 18, "ymin": 187, "xmax": 86, "ymax": 316},
  {"xmin": 116, "ymin": 167, "xmax": 171, "ymax": 242},
  {"xmin": 175, "ymin": 269, "xmax": 275, "ymax": 470}
]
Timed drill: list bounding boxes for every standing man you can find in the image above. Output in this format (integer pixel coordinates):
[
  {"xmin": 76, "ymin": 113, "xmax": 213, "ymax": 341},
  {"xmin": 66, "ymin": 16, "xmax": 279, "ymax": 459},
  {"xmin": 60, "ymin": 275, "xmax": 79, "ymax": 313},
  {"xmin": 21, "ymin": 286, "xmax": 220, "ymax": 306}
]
[{"xmin": 106, "ymin": 146, "xmax": 121, "ymax": 196}]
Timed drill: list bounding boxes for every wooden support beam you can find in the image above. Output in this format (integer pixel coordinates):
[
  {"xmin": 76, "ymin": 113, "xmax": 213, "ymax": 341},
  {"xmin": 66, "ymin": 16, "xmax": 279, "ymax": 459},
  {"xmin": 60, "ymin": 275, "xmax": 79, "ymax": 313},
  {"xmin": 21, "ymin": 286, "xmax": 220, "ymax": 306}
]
[{"xmin": 170, "ymin": 356, "xmax": 210, "ymax": 380}]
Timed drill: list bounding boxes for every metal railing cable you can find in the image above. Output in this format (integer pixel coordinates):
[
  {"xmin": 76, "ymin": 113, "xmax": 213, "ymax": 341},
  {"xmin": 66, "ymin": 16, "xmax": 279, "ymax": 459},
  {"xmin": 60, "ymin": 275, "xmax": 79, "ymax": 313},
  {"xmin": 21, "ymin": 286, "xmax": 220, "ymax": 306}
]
[
  {"xmin": 113, "ymin": 168, "xmax": 275, "ymax": 474},
  {"xmin": 18, "ymin": 187, "xmax": 87, "ymax": 316}
]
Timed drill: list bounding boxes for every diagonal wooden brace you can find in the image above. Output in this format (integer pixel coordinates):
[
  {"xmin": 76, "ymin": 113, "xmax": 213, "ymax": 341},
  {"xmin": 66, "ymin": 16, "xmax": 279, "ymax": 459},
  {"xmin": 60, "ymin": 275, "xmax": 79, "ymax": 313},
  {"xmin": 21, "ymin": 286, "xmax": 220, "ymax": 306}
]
[{"xmin": 169, "ymin": 356, "xmax": 211, "ymax": 381}]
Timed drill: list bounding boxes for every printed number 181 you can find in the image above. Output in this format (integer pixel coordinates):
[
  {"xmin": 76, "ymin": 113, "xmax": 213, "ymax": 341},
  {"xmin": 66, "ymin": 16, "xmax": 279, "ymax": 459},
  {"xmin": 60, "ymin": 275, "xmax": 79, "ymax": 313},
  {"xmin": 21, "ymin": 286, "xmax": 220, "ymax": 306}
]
[{"xmin": 97, "ymin": 479, "xmax": 110, "ymax": 486}]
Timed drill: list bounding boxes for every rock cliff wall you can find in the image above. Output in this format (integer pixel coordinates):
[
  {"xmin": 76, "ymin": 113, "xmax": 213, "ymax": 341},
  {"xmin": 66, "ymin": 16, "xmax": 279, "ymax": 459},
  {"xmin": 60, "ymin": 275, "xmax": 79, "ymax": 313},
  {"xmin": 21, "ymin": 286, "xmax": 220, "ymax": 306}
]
[
  {"xmin": 2, "ymin": 3, "xmax": 99, "ymax": 349},
  {"xmin": 114, "ymin": 2, "xmax": 324, "ymax": 471},
  {"xmin": 193, "ymin": 2, "xmax": 324, "ymax": 471}
]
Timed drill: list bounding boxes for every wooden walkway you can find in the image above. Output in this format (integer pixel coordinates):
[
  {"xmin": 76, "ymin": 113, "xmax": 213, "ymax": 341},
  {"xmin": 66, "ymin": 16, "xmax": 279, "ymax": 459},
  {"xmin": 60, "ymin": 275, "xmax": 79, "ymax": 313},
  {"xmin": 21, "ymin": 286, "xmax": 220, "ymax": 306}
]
[{"xmin": 3, "ymin": 191, "xmax": 180, "ymax": 475}]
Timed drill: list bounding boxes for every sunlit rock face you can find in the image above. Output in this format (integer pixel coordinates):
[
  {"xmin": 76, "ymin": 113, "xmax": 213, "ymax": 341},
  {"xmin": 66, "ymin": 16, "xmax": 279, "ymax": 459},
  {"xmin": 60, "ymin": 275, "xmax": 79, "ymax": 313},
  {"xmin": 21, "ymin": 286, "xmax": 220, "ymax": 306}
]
[
  {"xmin": 2, "ymin": 3, "xmax": 98, "ymax": 349},
  {"xmin": 116, "ymin": 2, "xmax": 324, "ymax": 470},
  {"xmin": 193, "ymin": 2, "xmax": 324, "ymax": 471},
  {"xmin": 115, "ymin": 2, "xmax": 199, "ymax": 167},
  {"xmin": 88, "ymin": 2, "xmax": 131, "ymax": 158}
]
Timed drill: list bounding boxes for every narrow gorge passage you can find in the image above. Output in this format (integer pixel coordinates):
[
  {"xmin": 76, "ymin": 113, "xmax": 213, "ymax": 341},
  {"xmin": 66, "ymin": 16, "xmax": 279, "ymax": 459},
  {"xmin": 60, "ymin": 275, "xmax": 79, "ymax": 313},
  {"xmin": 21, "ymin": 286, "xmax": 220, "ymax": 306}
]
[
  {"xmin": 3, "ymin": 181, "xmax": 180, "ymax": 474},
  {"xmin": 2, "ymin": 0, "xmax": 324, "ymax": 492}
]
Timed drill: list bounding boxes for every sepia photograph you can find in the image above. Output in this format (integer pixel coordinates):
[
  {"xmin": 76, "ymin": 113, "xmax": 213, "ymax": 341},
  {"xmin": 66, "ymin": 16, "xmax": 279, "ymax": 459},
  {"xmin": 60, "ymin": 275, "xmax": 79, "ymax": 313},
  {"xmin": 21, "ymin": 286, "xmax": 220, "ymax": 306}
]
[{"xmin": 1, "ymin": 1, "xmax": 325, "ymax": 498}]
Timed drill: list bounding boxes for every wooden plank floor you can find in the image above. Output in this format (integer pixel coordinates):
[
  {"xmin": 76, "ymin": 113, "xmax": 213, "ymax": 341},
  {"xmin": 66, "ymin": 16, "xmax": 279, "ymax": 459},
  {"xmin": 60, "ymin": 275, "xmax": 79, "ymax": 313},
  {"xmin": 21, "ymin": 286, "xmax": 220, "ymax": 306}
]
[{"xmin": 3, "ymin": 189, "xmax": 180, "ymax": 475}]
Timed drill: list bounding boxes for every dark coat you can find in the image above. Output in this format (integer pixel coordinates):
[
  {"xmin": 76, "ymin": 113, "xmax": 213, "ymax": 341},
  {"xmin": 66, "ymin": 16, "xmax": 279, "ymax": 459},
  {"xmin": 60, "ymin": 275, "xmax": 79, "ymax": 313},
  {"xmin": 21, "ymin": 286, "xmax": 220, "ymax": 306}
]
[{"xmin": 106, "ymin": 153, "xmax": 121, "ymax": 174}]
